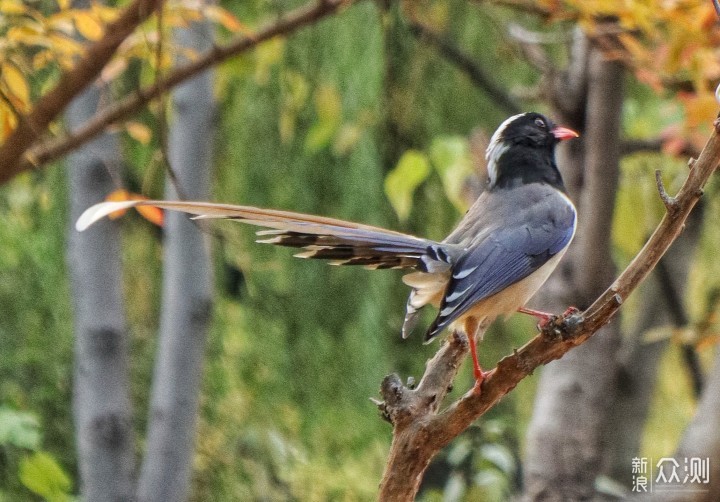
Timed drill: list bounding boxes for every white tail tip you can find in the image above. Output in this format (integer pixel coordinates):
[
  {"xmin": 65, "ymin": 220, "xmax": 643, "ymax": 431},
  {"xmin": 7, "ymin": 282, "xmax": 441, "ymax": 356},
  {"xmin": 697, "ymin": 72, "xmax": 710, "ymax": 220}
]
[{"xmin": 75, "ymin": 201, "xmax": 142, "ymax": 232}]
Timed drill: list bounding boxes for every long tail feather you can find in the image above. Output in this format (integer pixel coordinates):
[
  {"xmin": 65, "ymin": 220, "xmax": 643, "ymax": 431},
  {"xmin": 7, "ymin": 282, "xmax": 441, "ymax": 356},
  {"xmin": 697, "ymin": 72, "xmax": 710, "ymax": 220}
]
[{"xmin": 76, "ymin": 199, "xmax": 433, "ymax": 269}]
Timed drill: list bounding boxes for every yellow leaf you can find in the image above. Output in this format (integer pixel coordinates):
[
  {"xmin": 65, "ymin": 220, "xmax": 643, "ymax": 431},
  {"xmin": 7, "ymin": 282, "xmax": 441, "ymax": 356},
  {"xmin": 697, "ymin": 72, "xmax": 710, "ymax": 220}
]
[
  {"xmin": 32, "ymin": 50, "xmax": 55, "ymax": 71},
  {"xmin": 125, "ymin": 121, "xmax": 152, "ymax": 144},
  {"xmin": 314, "ymin": 84, "xmax": 342, "ymax": 123},
  {"xmin": 74, "ymin": 11, "xmax": 104, "ymax": 41},
  {"xmin": 204, "ymin": 6, "xmax": 252, "ymax": 35},
  {"xmin": 7, "ymin": 25, "xmax": 48, "ymax": 47},
  {"xmin": 384, "ymin": 150, "xmax": 431, "ymax": 221},
  {"xmin": 0, "ymin": 103, "xmax": 18, "ymax": 139},
  {"xmin": 57, "ymin": 0, "xmax": 70, "ymax": 9},
  {"xmin": 0, "ymin": 0, "xmax": 28, "ymax": 15},
  {"xmin": 91, "ymin": 4, "xmax": 120, "ymax": 24},
  {"xmin": 1, "ymin": 63, "xmax": 30, "ymax": 110},
  {"xmin": 48, "ymin": 33, "xmax": 83, "ymax": 56}
]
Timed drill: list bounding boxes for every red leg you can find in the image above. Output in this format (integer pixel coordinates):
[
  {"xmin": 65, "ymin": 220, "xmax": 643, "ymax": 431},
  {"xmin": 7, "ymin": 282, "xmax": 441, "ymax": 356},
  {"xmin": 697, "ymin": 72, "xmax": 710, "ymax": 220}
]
[{"xmin": 464, "ymin": 318, "xmax": 489, "ymax": 394}]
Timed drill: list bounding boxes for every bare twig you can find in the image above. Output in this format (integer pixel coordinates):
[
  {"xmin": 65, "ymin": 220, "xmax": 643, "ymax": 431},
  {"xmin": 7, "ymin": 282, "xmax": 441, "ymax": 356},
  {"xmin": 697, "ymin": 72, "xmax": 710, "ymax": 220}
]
[
  {"xmin": 2, "ymin": 0, "xmax": 357, "ymax": 186},
  {"xmin": 377, "ymin": 116, "xmax": 720, "ymax": 500},
  {"xmin": 621, "ymin": 137, "xmax": 701, "ymax": 158},
  {"xmin": 0, "ymin": 0, "xmax": 165, "ymax": 184},
  {"xmin": 407, "ymin": 21, "xmax": 522, "ymax": 115},
  {"xmin": 655, "ymin": 169, "xmax": 678, "ymax": 213}
]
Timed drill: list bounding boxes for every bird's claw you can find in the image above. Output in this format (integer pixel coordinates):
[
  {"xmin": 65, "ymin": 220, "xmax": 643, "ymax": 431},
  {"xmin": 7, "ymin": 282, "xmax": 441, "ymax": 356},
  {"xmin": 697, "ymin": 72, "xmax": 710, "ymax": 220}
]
[{"xmin": 472, "ymin": 369, "xmax": 490, "ymax": 395}]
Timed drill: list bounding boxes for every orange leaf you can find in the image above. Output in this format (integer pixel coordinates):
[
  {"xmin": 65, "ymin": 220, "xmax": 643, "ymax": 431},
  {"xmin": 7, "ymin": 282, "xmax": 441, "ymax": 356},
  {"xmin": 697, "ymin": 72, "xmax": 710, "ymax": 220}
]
[
  {"xmin": 204, "ymin": 6, "xmax": 253, "ymax": 36},
  {"xmin": 680, "ymin": 92, "xmax": 718, "ymax": 129},
  {"xmin": 125, "ymin": 121, "xmax": 152, "ymax": 144},
  {"xmin": 105, "ymin": 189, "xmax": 132, "ymax": 219},
  {"xmin": 103, "ymin": 189, "xmax": 164, "ymax": 226},
  {"xmin": 136, "ymin": 205, "xmax": 163, "ymax": 226}
]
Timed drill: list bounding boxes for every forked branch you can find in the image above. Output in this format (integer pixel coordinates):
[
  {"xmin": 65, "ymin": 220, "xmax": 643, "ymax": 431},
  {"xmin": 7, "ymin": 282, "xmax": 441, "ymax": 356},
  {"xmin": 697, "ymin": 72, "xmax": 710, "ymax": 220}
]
[{"xmin": 377, "ymin": 117, "xmax": 720, "ymax": 501}]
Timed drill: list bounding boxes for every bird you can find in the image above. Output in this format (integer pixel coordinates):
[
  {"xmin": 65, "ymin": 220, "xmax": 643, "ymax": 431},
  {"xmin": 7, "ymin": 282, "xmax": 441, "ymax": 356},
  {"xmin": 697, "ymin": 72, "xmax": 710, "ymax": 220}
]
[{"xmin": 76, "ymin": 112, "xmax": 578, "ymax": 391}]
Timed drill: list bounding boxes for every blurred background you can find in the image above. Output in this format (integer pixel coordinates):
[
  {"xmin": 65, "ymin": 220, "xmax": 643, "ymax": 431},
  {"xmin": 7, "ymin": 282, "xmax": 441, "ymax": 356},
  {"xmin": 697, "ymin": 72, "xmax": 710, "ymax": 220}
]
[{"xmin": 1, "ymin": 0, "xmax": 719, "ymax": 500}]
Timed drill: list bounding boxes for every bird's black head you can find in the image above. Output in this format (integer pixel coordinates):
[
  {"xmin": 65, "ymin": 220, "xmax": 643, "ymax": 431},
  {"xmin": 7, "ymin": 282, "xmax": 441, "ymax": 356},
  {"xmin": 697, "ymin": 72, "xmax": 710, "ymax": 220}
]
[{"xmin": 486, "ymin": 112, "xmax": 578, "ymax": 190}]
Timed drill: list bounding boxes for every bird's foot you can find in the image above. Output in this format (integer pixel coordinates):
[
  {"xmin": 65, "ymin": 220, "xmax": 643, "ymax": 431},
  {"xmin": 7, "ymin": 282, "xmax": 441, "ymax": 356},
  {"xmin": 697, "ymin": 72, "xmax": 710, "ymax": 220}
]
[
  {"xmin": 471, "ymin": 367, "xmax": 490, "ymax": 395},
  {"xmin": 517, "ymin": 306, "xmax": 555, "ymax": 328},
  {"xmin": 518, "ymin": 305, "xmax": 581, "ymax": 330},
  {"xmin": 562, "ymin": 306, "xmax": 580, "ymax": 317}
]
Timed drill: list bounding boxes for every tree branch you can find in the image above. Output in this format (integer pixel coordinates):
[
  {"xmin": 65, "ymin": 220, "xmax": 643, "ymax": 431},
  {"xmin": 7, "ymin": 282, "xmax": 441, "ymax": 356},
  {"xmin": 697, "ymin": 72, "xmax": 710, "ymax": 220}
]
[
  {"xmin": 2, "ymin": 0, "xmax": 358, "ymax": 185},
  {"xmin": 0, "ymin": 0, "xmax": 164, "ymax": 185},
  {"xmin": 407, "ymin": 20, "xmax": 522, "ymax": 115},
  {"xmin": 376, "ymin": 117, "xmax": 720, "ymax": 500}
]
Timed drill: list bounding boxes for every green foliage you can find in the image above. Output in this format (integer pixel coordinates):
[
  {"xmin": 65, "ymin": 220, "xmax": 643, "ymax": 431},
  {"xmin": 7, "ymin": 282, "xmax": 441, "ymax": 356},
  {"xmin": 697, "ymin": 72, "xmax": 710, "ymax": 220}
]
[
  {"xmin": 19, "ymin": 452, "xmax": 73, "ymax": 502},
  {"xmin": 0, "ymin": 406, "xmax": 74, "ymax": 501},
  {"xmin": 0, "ymin": 408, "xmax": 41, "ymax": 451},
  {"xmin": 2, "ymin": 0, "xmax": 719, "ymax": 500},
  {"xmin": 384, "ymin": 150, "xmax": 431, "ymax": 221}
]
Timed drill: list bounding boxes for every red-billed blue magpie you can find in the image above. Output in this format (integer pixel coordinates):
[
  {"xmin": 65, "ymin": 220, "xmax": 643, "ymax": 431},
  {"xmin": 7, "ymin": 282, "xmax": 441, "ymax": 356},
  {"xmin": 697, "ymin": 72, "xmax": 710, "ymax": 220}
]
[{"xmin": 76, "ymin": 112, "xmax": 578, "ymax": 389}]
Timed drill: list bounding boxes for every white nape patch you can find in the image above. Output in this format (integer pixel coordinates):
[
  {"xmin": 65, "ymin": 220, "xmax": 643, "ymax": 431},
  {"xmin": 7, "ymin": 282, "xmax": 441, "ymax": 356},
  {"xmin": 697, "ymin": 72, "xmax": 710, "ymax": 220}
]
[{"xmin": 486, "ymin": 112, "xmax": 524, "ymax": 186}]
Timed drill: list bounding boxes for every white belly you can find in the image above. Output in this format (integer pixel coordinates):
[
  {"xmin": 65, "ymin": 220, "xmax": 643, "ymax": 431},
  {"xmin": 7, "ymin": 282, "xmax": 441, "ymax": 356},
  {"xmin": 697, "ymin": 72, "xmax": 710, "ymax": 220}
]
[{"xmin": 450, "ymin": 250, "xmax": 566, "ymax": 338}]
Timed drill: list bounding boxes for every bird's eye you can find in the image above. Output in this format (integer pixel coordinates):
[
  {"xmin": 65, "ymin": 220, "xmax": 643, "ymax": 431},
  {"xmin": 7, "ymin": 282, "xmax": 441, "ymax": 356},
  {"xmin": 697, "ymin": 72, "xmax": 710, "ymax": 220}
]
[{"xmin": 535, "ymin": 118, "xmax": 546, "ymax": 128}]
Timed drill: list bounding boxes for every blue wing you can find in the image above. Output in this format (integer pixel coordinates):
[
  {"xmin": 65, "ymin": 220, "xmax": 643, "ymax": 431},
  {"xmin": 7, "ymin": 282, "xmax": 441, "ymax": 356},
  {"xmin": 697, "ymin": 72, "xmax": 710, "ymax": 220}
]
[{"xmin": 425, "ymin": 202, "xmax": 575, "ymax": 341}]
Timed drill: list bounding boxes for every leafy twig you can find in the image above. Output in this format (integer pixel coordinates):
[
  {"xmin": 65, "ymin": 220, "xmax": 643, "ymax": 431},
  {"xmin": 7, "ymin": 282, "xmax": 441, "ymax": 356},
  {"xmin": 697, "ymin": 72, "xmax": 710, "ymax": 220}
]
[
  {"xmin": 1, "ymin": 0, "xmax": 358, "ymax": 186},
  {"xmin": 0, "ymin": 0, "xmax": 165, "ymax": 184}
]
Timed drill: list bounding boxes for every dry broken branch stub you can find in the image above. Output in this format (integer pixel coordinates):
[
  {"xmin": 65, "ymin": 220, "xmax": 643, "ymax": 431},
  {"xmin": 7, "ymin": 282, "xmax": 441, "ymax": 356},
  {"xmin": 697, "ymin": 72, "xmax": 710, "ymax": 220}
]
[{"xmin": 377, "ymin": 115, "xmax": 720, "ymax": 500}]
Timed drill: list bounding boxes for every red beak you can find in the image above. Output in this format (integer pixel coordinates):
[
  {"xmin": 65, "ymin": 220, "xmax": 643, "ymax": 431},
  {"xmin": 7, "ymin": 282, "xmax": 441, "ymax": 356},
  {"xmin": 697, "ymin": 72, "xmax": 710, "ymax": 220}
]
[{"xmin": 552, "ymin": 126, "xmax": 579, "ymax": 141}]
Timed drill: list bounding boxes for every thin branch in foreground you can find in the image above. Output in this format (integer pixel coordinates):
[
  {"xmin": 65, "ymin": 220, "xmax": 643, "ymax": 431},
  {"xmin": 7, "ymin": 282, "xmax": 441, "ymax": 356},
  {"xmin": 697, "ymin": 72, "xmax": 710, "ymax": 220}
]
[
  {"xmin": 0, "ymin": 0, "xmax": 164, "ymax": 185},
  {"xmin": 4, "ymin": 0, "xmax": 358, "ymax": 185},
  {"xmin": 376, "ymin": 116, "xmax": 720, "ymax": 501}
]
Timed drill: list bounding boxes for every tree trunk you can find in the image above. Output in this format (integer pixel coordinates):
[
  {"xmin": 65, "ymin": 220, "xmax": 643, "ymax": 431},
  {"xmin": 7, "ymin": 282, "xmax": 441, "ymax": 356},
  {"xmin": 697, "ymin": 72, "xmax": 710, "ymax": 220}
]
[
  {"xmin": 602, "ymin": 205, "xmax": 703, "ymax": 485},
  {"xmin": 523, "ymin": 44, "xmax": 625, "ymax": 500},
  {"xmin": 67, "ymin": 86, "xmax": 136, "ymax": 501},
  {"xmin": 627, "ymin": 347, "xmax": 720, "ymax": 502},
  {"xmin": 136, "ymin": 16, "xmax": 216, "ymax": 502}
]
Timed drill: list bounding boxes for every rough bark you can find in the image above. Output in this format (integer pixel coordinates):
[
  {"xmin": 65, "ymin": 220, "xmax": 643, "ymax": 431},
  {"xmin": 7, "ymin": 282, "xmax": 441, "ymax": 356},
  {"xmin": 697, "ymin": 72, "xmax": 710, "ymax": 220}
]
[
  {"xmin": 136, "ymin": 16, "xmax": 215, "ymax": 502},
  {"xmin": 377, "ymin": 109, "xmax": 720, "ymax": 499},
  {"xmin": 67, "ymin": 86, "xmax": 136, "ymax": 501},
  {"xmin": 523, "ymin": 43, "xmax": 625, "ymax": 501}
]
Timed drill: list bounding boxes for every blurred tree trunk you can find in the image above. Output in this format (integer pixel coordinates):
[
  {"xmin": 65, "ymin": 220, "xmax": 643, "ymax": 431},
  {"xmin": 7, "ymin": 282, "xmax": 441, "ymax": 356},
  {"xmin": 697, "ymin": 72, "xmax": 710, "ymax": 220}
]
[
  {"xmin": 601, "ymin": 206, "xmax": 703, "ymax": 485},
  {"xmin": 136, "ymin": 15, "xmax": 216, "ymax": 502},
  {"xmin": 67, "ymin": 86, "xmax": 136, "ymax": 500},
  {"xmin": 523, "ymin": 40, "xmax": 625, "ymax": 500}
]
